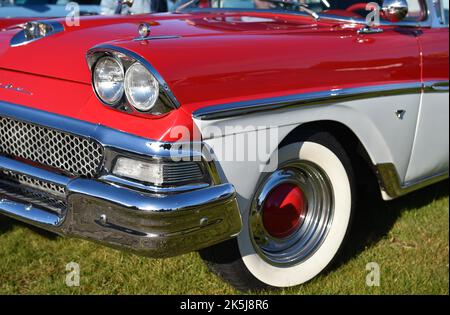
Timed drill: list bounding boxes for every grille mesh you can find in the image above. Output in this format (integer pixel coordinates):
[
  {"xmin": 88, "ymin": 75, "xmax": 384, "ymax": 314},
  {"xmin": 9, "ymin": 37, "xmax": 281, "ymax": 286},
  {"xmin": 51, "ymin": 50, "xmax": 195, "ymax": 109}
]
[
  {"xmin": 0, "ymin": 170, "xmax": 65, "ymax": 196},
  {"xmin": 0, "ymin": 182, "xmax": 66, "ymax": 215},
  {"xmin": 0, "ymin": 116, "xmax": 103, "ymax": 177},
  {"xmin": 0, "ymin": 171, "xmax": 66, "ymax": 214}
]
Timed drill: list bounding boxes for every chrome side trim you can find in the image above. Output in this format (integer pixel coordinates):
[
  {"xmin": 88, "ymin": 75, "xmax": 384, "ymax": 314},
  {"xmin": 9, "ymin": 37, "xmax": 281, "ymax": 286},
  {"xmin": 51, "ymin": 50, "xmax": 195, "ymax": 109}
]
[
  {"xmin": 86, "ymin": 45, "xmax": 180, "ymax": 110},
  {"xmin": 10, "ymin": 20, "xmax": 64, "ymax": 48},
  {"xmin": 424, "ymin": 80, "xmax": 450, "ymax": 92},
  {"xmin": 193, "ymin": 82, "xmax": 422, "ymax": 120},
  {"xmin": 375, "ymin": 163, "xmax": 448, "ymax": 199}
]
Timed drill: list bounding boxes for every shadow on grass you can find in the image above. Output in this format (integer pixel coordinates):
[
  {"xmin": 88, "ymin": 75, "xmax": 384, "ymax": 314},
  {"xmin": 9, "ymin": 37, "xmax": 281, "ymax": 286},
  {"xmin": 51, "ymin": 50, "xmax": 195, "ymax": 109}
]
[
  {"xmin": 0, "ymin": 214, "xmax": 59, "ymax": 240},
  {"xmin": 0, "ymin": 214, "xmax": 14, "ymax": 234},
  {"xmin": 333, "ymin": 177, "xmax": 449, "ymax": 270},
  {"xmin": 1, "ymin": 176, "xmax": 448, "ymax": 265}
]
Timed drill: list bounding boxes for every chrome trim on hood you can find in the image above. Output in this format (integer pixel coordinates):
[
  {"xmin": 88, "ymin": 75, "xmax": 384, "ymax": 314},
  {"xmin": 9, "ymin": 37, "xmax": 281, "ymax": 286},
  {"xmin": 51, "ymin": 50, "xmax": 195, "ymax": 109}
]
[{"xmin": 10, "ymin": 20, "xmax": 65, "ymax": 47}]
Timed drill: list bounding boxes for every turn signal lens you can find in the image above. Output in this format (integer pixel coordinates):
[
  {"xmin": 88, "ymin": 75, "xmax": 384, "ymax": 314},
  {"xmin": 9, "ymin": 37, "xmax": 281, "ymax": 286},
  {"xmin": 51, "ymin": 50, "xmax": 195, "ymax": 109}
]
[{"xmin": 113, "ymin": 157, "xmax": 164, "ymax": 185}]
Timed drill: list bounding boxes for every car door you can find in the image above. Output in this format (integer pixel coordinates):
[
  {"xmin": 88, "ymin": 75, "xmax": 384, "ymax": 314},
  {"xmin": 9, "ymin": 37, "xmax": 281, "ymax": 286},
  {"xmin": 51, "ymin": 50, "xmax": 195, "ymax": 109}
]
[{"xmin": 405, "ymin": 0, "xmax": 450, "ymax": 183}]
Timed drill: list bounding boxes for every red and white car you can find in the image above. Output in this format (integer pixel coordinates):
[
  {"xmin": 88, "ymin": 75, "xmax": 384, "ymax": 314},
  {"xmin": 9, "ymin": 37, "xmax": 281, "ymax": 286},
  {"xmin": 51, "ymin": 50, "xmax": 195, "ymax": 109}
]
[{"xmin": 0, "ymin": 0, "xmax": 448, "ymax": 290}]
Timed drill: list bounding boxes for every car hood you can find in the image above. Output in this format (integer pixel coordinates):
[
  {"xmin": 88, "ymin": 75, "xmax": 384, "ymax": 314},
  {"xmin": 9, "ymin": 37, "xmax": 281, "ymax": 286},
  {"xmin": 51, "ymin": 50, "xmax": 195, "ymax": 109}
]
[{"xmin": 0, "ymin": 11, "xmax": 349, "ymax": 106}]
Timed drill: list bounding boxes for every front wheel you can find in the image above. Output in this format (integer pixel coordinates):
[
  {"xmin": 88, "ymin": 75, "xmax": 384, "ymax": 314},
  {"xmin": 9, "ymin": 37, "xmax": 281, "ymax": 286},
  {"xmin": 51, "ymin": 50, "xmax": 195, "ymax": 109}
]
[{"xmin": 200, "ymin": 131, "xmax": 356, "ymax": 290}]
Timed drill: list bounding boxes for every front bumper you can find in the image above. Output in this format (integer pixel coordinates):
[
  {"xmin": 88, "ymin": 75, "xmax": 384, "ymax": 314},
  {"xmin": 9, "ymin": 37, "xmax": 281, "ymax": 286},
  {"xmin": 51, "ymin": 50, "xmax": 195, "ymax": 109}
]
[
  {"xmin": 0, "ymin": 170, "xmax": 241, "ymax": 257},
  {"xmin": 0, "ymin": 101, "xmax": 242, "ymax": 258}
]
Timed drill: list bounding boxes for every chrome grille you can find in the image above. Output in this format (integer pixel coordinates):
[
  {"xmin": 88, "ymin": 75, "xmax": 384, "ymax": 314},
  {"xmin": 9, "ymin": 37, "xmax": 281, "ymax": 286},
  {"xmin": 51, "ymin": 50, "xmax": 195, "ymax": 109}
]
[
  {"xmin": 0, "ymin": 116, "xmax": 103, "ymax": 177},
  {"xmin": 0, "ymin": 169, "xmax": 65, "ymax": 196},
  {"xmin": 163, "ymin": 162, "xmax": 206, "ymax": 184},
  {"xmin": 0, "ymin": 171, "xmax": 66, "ymax": 214}
]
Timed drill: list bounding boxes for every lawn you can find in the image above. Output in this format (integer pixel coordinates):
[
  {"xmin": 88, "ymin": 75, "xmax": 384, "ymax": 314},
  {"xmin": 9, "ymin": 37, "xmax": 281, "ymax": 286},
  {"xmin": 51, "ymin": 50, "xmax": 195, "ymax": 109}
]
[{"xmin": 0, "ymin": 180, "xmax": 448, "ymax": 295}]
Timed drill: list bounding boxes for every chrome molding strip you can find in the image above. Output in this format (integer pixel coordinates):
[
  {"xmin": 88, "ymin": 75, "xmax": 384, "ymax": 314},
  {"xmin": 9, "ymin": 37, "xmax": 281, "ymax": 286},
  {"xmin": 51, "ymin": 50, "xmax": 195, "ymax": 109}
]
[
  {"xmin": 375, "ymin": 163, "xmax": 448, "ymax": 199},
  {"xmin": 193, "ymin": 82, "xmax": 423, "ymax": 120},
  {"xmin": 424, "ymin": 80, "xmax": 450, "ymax": 92},
  {"xmin": 133, "ymin": 35, "xmax": 181, "ymax": 42},
  {"xmin": 86, "ymin": 45, "xmax": 180, "ymax": 109}
]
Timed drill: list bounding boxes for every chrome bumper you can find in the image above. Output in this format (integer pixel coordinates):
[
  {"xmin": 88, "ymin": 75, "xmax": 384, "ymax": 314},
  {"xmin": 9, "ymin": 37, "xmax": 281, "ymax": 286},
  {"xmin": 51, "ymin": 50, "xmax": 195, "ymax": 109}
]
[
  {"xmin": 0, "ymin": 168, "xmax": 241, "ymax": 257},
  {"xmin": 0, "ymin": 101, "xmax": 242, "ymax": 258}
]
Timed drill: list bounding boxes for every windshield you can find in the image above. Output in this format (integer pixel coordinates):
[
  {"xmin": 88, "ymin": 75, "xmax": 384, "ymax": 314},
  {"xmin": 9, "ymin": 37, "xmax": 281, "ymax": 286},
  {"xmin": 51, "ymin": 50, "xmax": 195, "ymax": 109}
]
[{"xmin": 174, "ymin": 0, "xmax": 427, "ymax": 22}]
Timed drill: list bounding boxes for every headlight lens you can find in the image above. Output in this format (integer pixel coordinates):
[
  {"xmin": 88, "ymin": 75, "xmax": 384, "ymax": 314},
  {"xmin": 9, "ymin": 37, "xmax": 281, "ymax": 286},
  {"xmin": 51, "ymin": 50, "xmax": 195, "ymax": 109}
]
[
  {"xmin": 124, "ymin": 62, "xmax": 160, "ymax": 112},
  {"xmin": 93, "ymin": 57, "xmax": 124, "ymax": 105}
]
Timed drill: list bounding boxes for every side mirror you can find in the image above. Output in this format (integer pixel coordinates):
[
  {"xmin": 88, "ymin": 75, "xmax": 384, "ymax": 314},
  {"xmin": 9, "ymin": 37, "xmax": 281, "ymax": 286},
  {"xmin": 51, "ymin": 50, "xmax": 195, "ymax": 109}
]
[{"xmin": 381, "ymin": 0, "xmax": 409, "ymax": 22}]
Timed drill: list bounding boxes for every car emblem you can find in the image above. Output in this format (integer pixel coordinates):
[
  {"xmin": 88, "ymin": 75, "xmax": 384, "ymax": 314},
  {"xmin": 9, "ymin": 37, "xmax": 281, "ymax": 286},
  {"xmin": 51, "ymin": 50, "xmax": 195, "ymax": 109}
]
[{"xmin": 0, "ymin": 83, "xmax": 33, "ymax": 95}]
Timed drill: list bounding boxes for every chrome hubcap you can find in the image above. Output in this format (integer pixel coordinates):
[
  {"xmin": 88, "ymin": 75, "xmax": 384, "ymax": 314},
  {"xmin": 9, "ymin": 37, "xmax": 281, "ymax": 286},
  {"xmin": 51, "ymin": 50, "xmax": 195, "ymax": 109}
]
[{"xmin": 249, "ymin": 160, "xmax": 334, "ymax": 267}]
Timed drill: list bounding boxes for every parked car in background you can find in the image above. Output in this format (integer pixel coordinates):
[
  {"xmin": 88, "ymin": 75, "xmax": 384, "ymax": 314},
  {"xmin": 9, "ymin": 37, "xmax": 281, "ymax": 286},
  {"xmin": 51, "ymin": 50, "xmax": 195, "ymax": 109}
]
[
  {"xmin": 0, "ymin": 1, "xmax": 100, "ymax": 29},
  {"xmin": 0, "ymin": 0, "xmax": 448, "ymax": 290},
  {"xmin": 0, "ymin": 0, "xmax": 166, "ymax": 29}
]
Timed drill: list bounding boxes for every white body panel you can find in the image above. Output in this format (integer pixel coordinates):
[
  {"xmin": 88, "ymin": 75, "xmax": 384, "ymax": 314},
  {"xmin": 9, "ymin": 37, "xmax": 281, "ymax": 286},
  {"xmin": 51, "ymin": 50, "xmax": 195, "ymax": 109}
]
[
  {"xmin": 195, "ymin": 93, "xmax": 425, "ymax": 207},
  {"xmin": 405, "ymin": 92, "xmax": 450, "ymax": 183}
]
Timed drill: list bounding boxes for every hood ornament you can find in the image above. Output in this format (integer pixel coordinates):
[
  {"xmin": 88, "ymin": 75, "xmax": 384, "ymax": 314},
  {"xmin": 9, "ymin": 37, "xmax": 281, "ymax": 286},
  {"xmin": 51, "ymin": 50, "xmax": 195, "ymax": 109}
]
[
  {"xmin": 138, "ymin": 23, "xmax": 151, "ymax": 38},
  {"xmin": 134, "ymin": 22, "xmax": 180, "ymax": 41},
  {"xmin": 10, "ymin": 20, "xmax": 64, "ymax": 47}
]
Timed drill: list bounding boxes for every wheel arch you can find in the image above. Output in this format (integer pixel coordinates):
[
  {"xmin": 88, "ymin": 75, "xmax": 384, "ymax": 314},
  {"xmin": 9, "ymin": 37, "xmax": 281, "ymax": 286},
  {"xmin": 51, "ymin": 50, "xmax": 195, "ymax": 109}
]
[{"xmin": 277, "ymin": 120, "xmax": 385, "ymax": 198}]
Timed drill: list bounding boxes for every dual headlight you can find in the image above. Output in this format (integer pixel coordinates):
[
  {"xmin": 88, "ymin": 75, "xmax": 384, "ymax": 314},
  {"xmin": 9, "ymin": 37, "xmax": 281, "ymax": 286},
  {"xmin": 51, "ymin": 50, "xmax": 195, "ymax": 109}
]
[{"xmin": 93, "ymin": 56, "xmax": 160, "ymax": 113}]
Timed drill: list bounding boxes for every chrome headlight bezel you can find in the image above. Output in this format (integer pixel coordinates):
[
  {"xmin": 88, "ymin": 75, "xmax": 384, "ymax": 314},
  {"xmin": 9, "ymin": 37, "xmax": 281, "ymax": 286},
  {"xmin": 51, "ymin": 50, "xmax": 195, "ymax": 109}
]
[{"xmin": 87, "ymin": 46, "xmax": 180, "ymax": 117}]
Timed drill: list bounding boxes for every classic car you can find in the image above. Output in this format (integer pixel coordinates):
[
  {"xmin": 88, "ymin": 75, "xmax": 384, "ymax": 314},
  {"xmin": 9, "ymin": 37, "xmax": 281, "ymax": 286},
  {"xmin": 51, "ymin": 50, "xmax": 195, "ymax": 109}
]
[{"xmin": 0, "ymin": 0, "xmax": 448, "ymax": 290}]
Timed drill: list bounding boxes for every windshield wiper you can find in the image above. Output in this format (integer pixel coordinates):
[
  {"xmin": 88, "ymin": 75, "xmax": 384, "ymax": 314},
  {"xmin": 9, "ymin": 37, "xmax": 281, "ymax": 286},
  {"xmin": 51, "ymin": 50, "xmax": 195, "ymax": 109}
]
[{"xmin": 259, "ymin": 0, "xmax": 320, "ymax": 21}]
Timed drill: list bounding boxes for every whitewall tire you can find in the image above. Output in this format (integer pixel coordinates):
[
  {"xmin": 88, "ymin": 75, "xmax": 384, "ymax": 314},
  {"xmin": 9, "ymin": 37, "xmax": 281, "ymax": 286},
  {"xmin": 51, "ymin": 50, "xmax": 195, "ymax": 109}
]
[{"xmin": 200, "ymin": 131, "xmax": 355, "ymax": 290}]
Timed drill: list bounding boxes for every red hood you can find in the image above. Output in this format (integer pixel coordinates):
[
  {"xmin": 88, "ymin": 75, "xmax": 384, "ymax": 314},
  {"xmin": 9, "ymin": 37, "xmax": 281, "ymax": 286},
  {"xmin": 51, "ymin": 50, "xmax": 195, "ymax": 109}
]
[
  {"xmin": 0, "ymin": 12, "xmax": 331, "ymax": 84},
  {"xmin": 0, "ymin": 12, "xmax": 341, "ymax": 101},
  {"xmin": 0, "ymin": 11, "xmax": 424, "ymax": 141},
  {"xmin": 0, "ymin": 11, "xmax": 419, "ymax": 113}
]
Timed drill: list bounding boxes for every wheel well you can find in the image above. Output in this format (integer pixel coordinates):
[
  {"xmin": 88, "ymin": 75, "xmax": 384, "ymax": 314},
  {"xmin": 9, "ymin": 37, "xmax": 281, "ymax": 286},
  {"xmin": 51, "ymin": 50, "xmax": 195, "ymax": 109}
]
[{"xmin": 279, "ymin": 121, "xmax": 380, "ymax": 191}]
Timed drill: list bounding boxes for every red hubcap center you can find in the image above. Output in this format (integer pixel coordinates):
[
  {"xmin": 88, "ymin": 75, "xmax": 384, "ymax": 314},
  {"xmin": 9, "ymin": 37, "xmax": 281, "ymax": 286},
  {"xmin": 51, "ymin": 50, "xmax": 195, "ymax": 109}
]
[{"xmin": 262, "ymin": 183, "xmax": 306, "ymax": 239}]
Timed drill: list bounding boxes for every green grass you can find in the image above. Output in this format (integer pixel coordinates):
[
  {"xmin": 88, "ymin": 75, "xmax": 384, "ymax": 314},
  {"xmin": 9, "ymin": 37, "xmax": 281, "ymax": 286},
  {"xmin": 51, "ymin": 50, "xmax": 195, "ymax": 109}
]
[{"xmin": 0, "ymin": 180, "xmax": 448, "ymax": 295}]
